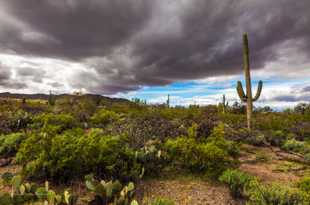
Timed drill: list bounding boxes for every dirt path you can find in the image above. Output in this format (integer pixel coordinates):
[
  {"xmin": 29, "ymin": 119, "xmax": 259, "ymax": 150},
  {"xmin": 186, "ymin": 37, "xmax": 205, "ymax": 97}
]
[
  {"xmin": 136, "ymin": 178, "xmax": 241, "ymax": 205},
  {"xmin": 239, "ymin": 144, "xmax": 309, "ymax": 185}
]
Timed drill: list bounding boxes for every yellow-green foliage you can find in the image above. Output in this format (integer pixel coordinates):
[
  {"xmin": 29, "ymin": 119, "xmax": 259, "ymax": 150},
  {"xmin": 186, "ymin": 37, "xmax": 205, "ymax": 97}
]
[
  {"xmin": 0, "ymin": 132, "xmax": 24, "ymax": 157},
  {"xmin": 164, "ymin": 133, "xmax": 236, "ymax": 176},
  {"xmin": 282, "ymin": 139, "xmax": 310, "ymax": 154},
  {"xmin": 150, "ymin": 198, "xmax": 175, "ymax": 205},
  {"xmin": 16, "ymin": 129, "xmax": 142, "ymax": 181},
  {"xmin": 219, "ymin": 169, "xmax": 257, "ymax": 198},
  {"xmin": 164, "ymin": 123, "xmax": 239, "ymax": 176},
  {"xmin": 90, "ymin": 109, "xmax": 121, "ymax": 127},
  {"xmin": 32, "ymin": 113, "xmax": 77, "ymax": 133},
  {"xmin": 298, "ymin": 177, "xmax": 310, "ymax": 202},
  {"xmin": 220, "ymin": 169, "xmax": 306, "ymax": 205}
]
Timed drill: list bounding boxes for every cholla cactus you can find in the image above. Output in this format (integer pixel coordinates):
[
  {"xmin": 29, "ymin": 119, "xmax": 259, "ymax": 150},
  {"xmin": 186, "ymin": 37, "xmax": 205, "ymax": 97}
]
[{"xmin": 236, "ymin": 33, "xmax": 263, "ymax": 129}]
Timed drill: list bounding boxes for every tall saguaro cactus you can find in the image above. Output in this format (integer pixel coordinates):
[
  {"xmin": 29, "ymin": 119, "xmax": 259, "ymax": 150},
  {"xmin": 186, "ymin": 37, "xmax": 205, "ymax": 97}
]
[
  {"xmin": 166, "ymin": 94, "xmax": 170, "ymax": 108},
  {"xmin": 237, "ymin": 33, "xmax": 263, "ymax": 129},
  {"xmin": 222, "ymin": 94, "xmax": 228, "ymax": 113}
]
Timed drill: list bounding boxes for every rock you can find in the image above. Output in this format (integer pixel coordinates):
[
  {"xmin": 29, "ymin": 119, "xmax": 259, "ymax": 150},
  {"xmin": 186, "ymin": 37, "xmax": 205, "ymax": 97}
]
[{"xmin": 0, "ymin": 158, "xmax": 11, "ymax": 167}]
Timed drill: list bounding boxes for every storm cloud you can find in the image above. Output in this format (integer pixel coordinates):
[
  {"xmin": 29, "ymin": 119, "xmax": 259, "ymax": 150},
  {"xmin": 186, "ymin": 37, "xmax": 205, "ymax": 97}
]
[{"xmin": 0, "ymin": 0, "xmax": 309, "ymax": 94}]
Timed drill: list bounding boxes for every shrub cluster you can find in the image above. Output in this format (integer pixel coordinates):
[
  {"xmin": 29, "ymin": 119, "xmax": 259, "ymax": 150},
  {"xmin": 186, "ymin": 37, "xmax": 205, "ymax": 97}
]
[
  {"xmin": 220, "ymin": 169, "xmax": 307, "ymax": 204},
  {"xmin": 164, "ymin": 124, "xmax": 239, "ymax": 177},
  {"xmin": 16, "ymin": 128, "xmax": 143, "ymax": 181},
  {"xmin": 0, "ymin": 133, "xmax": 25, "ymax": 158}
]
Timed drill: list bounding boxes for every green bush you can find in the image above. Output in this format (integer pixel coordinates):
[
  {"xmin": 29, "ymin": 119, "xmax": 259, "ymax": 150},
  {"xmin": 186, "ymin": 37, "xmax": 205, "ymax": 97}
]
[
  {"xmin": 220, "ymin": 169, "xmax": 305, "ymax": 204},
  {"xmin": 219, "ymin": 169, "xmax": 257, "ymax": 198},
  {"xmin": 207, "ymin": 123, "xmax": 240, "ymax": 158},
  {"xmin": 267, "ymin": 130, "xmax": 287, "ymax": 146},
  {"xmin": 16, "ymin": 128, "xmax": 142, "ymax": 181},
  {"xmin": 248, "ymin": 184, "xmax": 303, "ymax": 205},
  {"xmin": 282, "ymin": 139, "xmax": 310, "ymax": 154},
  {"xmin": 164, "ymin": 136, "xmax": 231, "ymax": 176},
  {"xmin": 150, "ymin": 198, "xmax": 175, "ymax": 205},
  {"xmin": 0, "ymin": 132, "xmax": 25, "ymax": 157},
  {"xmin": 90, "ymin": 109, "xmax": 121, "ymax": 127},
  {"xmin": 298, "ymin": 177, "xmax": 310, "ymax": 202},
  {"xmin": 31, "ymin": 113, "xmax": 77, "ymax": 133},
  {"xmin": 304, "ymin": 153, "xmax": 310, "ymax": 165}
]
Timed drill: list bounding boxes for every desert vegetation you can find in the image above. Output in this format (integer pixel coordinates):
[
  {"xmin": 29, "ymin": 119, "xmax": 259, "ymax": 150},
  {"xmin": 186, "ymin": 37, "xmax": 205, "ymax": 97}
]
[
  {"xmin": 0, "ymin": 93, "xmax": 309, "ymax": 204},
  {"xmin": 0, "ymin": 34, "xmax": 309, "ymax": 205}
]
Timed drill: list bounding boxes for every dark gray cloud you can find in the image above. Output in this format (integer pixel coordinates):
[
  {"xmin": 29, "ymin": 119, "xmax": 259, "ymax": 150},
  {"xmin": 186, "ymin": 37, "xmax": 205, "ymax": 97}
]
[
  {"xmin": 0, "ymin": 0, "xmax": 309, "ymax": 94},
  {"xmin": 302, "ymin": 86, "xmax": 310, "ymax": 93},
  {"xmin": 48, "ymin": 82, "xmax": 63, "ymax": 88},
  {"xmin": 16, "ymin": 67, "xmax": 47, "ymax": 83},
  {"xmin": 272, "ymin": 85, "xmax": 310, "ymax": 102},
  {"xmin": 0, "ymin": 63, "xmax": 27, "ymax": 89},
  {"xmin": 0, "ymin": 63, "xmax": 11, "ymax": 83},
  {"xmin": 273, "ymin": 95, "xmax": 310, "ymax": 102},
  {"xmin": 0, "ymin": 0, "xmax": 154, "ymax": 59}
]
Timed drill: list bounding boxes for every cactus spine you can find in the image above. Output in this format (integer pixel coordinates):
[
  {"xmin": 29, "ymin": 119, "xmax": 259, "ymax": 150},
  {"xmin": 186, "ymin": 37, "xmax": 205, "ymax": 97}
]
[{"xmin": 237, "ymin": 33, "xmax": 263, "ymax": 129}]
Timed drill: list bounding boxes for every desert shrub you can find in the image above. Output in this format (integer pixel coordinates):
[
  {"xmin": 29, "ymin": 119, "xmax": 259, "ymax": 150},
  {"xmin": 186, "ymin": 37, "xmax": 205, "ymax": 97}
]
[
  {"xmin": 0, "ymin": 110, "xmax": 32, "ymax": 134},
  {"xmin": 31, "ymin": 113, "xmax": 77, "ymax": 133},
  {"xmin": 150, "ymin": 198, "xmax": 175, "ymax": 205},
  {"xmin": 207, "ymin": 123, "xmax": 240, "ymax": 157},
  {"xmin": 225, "ymin": 127, "xmax": 250, "ymax": 141},
  {"xmin": 293, "ymin": 122, "xmax": 310, "ymax": 141},
  {"xmin": 16, "ymin": 128, "xmax": 142, "ymax": 182},
  {"xmin": 266, "ymin": 130, "xmax": 287, "ymax": 146},
  {"xmin": 282, "ymin": 139, "xmax": 310, "ymax": 154},
  {"xmin": 304, "ymin": 154, "xmax": 310, "ymax": 165},
  {"xmin": 219, "ymin": 169, "xmax": 257, "ymax": 198},
  {"xmin": 0, "ymin": 132, "xmax": 25, "ymax": 157},
  {"xmin": 219, "ymin": 113, "xmax": 246, "ymax": 129},
  {"xmin": 248, "ymin": 184, "xmax": 303, "ymax": 205},
  {"xmin": 187, "ymin": 123, "xmax": 198, "ymax": 138},
  {"xmin": 246, "ymin": 132, "xmax": 266, "ymax": 146},
  {"xmin": 299, "ymin": 177, "xmax": 310, "ymax": 200},
  {"xmin": 220, "ymin": 169, "xmax": 305, "ymax": 204},
  {"xmin": 164, "ymin": 135, "xmax": 231, "ymax": 176},
  {"xmin": 90, "ymin": 109, "xmax": 121, "ymax": 127},
  {"xmin": 118, "ymin": 113, "xmax": 185, "ymax": 148}
]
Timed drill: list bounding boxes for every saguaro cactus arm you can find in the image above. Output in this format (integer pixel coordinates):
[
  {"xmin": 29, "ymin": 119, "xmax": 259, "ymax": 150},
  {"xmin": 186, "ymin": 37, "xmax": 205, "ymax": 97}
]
[
  {"xmin": 236, "ymin": 33, "xmax": 263, "ymax": 130},
  {"xmin": 253, "ymin": 80, "xmax": 263, "ymax": 101},
  {"xmin": 236, "ymin": 81, "xmax": 247, "ymax": 102}
]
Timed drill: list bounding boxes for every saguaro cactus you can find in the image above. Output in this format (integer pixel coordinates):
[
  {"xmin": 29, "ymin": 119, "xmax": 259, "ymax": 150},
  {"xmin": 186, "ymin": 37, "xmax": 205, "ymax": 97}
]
[
  {"xmin": 48, "ymin": 90, "xmax": 56, "ymax": 106},
  {"xmin": 237, "ymin": 33, "xmax": 263, "ymax": 129},
  {"xmin": 222, "ymin": 94, "xmax": 228, "ymax": 113},
  {"xmin": 166, "ymin": 94, "xmax": 170, "ymax": 108}
]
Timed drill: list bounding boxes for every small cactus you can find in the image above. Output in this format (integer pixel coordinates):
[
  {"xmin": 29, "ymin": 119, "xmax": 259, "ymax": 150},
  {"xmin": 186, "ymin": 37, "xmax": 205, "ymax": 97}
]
[
  {"xmin": 85, "ymin": 175, "xmax": 136, "ymax": 205},
  {"xmin": 236, "ymin": 33, "xmax": 263, "ymax": 129}
]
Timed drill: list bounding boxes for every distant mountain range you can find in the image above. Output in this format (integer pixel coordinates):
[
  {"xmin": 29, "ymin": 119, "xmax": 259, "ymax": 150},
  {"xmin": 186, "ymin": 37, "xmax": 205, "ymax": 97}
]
[{"xmin": 0, "ymin": 92, "xmax": 130, "ymax": 103}]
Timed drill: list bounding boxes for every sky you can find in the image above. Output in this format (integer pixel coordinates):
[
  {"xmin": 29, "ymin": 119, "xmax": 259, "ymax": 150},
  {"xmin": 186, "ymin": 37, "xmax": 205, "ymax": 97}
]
[{"xmin": 0, "ymin": 0, "xmax": 309, "ymax": 109}]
